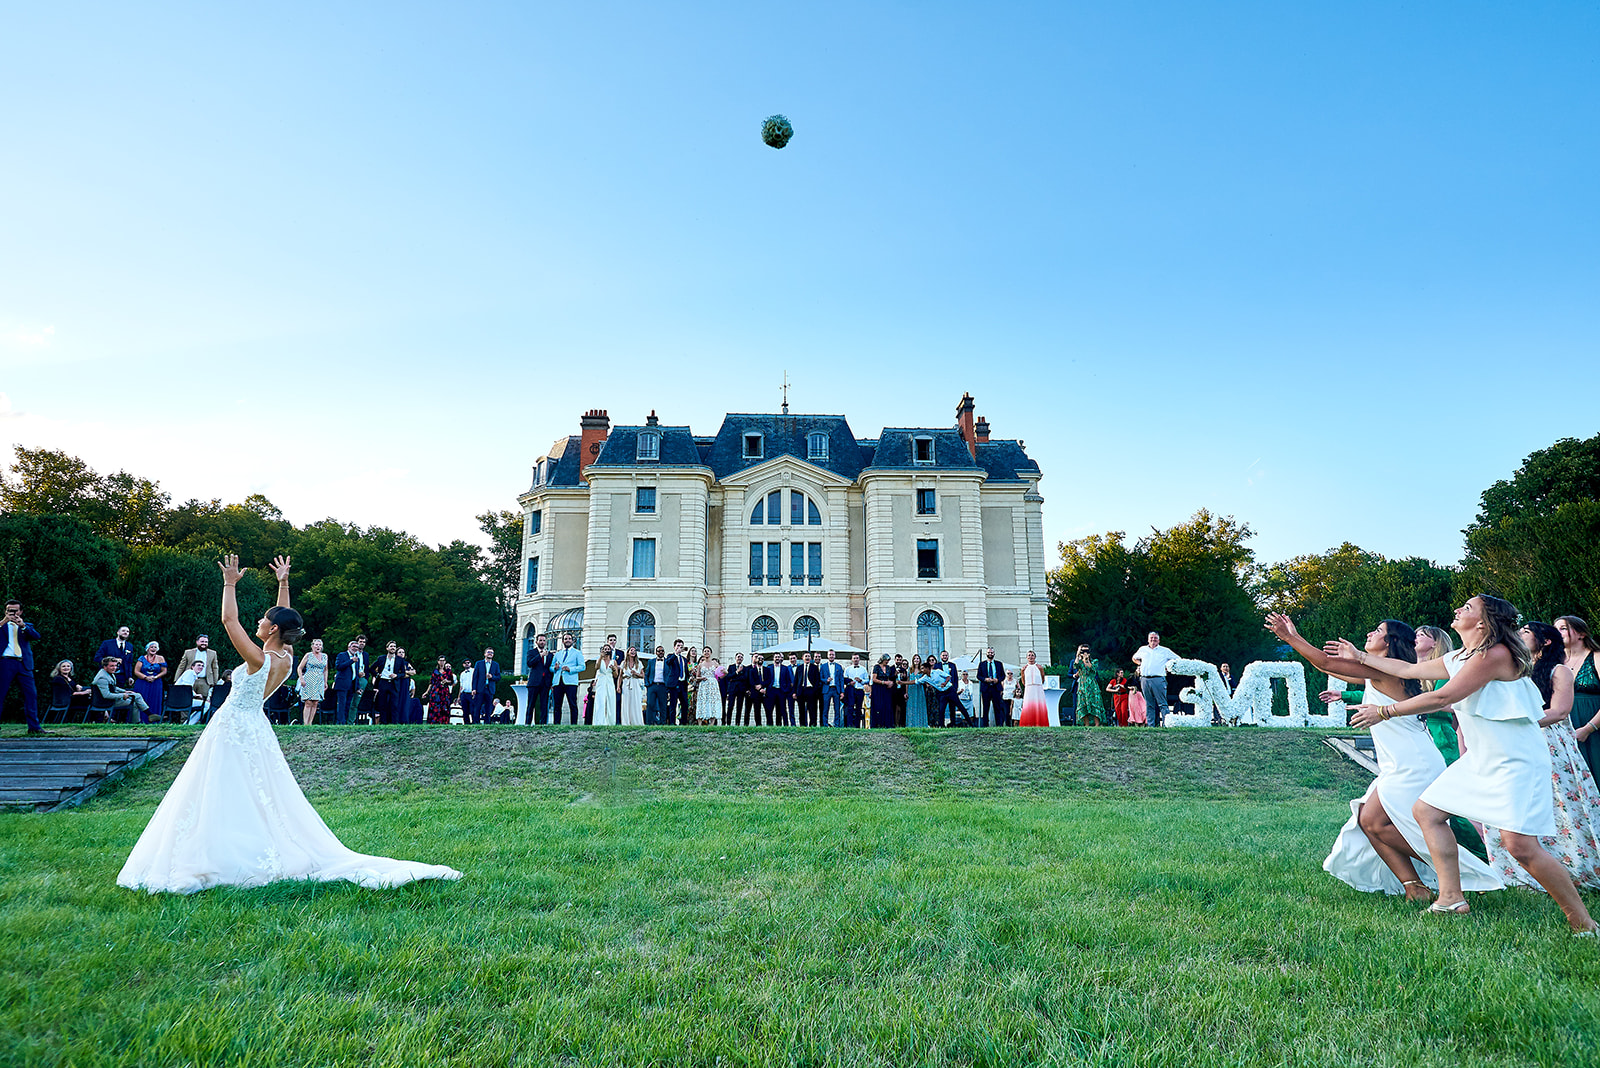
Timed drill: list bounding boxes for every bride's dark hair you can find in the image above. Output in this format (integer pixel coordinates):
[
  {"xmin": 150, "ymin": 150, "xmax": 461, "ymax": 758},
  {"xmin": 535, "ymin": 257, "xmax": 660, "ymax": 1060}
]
[
  {"xmin": 1379, "ymin": 620, "xmax": 1423, "ymax": 699},
  {"xmin": 265, "ymin": 606, "xmax": 305, "ymax": 644}
]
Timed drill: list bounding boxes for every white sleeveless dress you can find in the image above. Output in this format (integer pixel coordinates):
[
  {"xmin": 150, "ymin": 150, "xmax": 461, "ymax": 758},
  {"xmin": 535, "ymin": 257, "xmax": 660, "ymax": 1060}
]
[
  {"xmin": 118, "ymin": 652, "xmax": 463, "ymax": 894},
  {"xmin": 592, "ymin": 662, "xmax": 617, "ymax": 725},
  {"xmin": 1323, "ymin": 682, "xmax": 1502, "ymax": 894},
  {"xmin": 1419, "ymin": 649, "xmax": 1556, "ymax": 836}
]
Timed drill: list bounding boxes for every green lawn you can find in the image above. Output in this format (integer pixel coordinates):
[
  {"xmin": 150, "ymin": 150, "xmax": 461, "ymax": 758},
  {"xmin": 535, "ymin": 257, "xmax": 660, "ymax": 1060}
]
[{"xmin": 3, "ymin": 726, "xmax": 1597, "ymax": 1067}]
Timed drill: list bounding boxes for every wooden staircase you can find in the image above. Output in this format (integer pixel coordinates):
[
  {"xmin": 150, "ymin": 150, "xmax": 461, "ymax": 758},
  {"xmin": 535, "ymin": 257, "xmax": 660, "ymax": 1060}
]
[
  {"xmin": 0, "ymin": 736, "xmax": 180, "ymax": 812},
  {"xmin": 1322, "ymin": 734, "xmax": 1377, "ymax": 775}
]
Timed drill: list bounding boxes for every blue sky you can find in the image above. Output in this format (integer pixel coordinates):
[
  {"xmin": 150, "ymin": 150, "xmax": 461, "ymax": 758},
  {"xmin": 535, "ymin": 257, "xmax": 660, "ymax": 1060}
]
[{"xmin": 3, "ymin": 2, "xmax": 1596, "ymax": 567}]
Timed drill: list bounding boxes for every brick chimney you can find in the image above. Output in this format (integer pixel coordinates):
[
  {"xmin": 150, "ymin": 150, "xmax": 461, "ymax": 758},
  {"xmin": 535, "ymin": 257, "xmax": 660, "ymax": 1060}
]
[
  {"xmin": 578, "ymin": 409, "xmax": 610, "ymax": 480},
  {"xmin": 955, "ymin": 392, "xmax": 977, "ymax": 460},
  {"xmin": 974, "ymin": 415, "xmax": 990, "ymax": 443},
  {"xmin": 646, "ymin": 410, "xmax": 659, "ymax": 427}
]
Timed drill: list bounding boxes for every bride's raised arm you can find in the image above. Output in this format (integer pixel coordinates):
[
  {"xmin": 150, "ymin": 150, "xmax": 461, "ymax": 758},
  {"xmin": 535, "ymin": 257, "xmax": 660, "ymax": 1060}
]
[{"xmin": 218, "ymin": 554, "xmax": 265, "ymax": 674}]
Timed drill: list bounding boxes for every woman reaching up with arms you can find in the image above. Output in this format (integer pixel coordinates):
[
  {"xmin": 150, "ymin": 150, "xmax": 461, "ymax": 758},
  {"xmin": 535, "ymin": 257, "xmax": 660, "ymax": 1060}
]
[
  {"xmin": 118, "ymin": 555, "xmax": 462, "ymax": 895},
  {"xmin": 1324, "ymin": 595, "xmax": 1596, "ymax": 934}
]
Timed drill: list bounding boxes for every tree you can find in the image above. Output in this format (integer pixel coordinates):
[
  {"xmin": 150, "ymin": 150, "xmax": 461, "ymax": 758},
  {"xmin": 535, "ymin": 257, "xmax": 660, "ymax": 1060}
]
[
  {"xmin": 1048, "ymin": 510, "xmax": 1276, "ymax": 670},
  {"xmin": 0, "ymin": 445, "xmax": 170, "ymax": 545},
  {"xmin": 1472, "ymin": 434, "xmax": 1600, "ymax": 528},
  {"xmin": 476, "ymin": 509, "xmax": 523, "ymax": 649}
]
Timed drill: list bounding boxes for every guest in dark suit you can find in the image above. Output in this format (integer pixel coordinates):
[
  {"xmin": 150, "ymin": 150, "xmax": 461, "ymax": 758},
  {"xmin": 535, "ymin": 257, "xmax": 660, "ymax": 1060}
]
[
  {"xmin": 820, "ymin": 650, "xmax": 846, "ymax": 728},
  {"xmin": 644, "ymin": 644, "xmax": 673, "ymax": 725},
  {"xmin": 796, "ymin": 652, "xmax": 821, "ymax": 726},
  {"xmin": 470, "ymin": 648, "xmax": 501, "ymax": 724},
  {"xmin": 1, "ymin": 600, "xmax": 43, "ymax": 733},
  {"xmin": 525, "ymin": 633, "xmax": 553, "ymax": 725},
  {"xmin": 776, "ymin": 655, "xmax": 797, "ymax": 726},
  {"xmin": 1220, "ymin": 663, "xmax": 1237, "ymax": 694},
  {"xmin": 368, "ymin": 641, "xmax": 411, "ymax": 725},
  {"xmin": 977, "ymin": 648, "xmax": 1007, "ymax": 727},
  {"xmin": 745, "ymin": 653, "xmax": 767, "ymax": 726},
  {"xmin": 94, "ymin": 626, "xmax": 137, "ymax": 688},
  {"xmin": 935, "ymin": 650, "xmax": 962, "ymax": 728},
  {"xmin": 758, "ymin": 654, "xmax": 781, "ymax": 726},
  {"xmin": 332, "ymin": 641, "xmax": 362, "ymax": 725},
  {"xmin": 720, "ymin": 652, "xmax": 745, "ymax": 726}
]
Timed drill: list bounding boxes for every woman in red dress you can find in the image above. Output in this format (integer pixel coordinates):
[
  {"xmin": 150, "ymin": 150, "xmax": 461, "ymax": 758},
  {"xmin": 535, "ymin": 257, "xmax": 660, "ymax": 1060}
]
[{"xmin": 1018, "ymin": 651, "xmax": 1050, "ymax": 727}]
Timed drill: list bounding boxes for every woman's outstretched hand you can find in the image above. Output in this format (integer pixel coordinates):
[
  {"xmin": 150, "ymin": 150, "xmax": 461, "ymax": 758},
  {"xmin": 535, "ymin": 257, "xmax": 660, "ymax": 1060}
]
[
  {"xmin": 219, "ymin": 554, "xmax": 246, "ymax": 585},
  {"xmin": 1322, "ymin": 637, "xmax": 1361, "ymax": 661},
  {"xmin": 1264, "ymin": 613, "xmax": 1297, "ymax": 641},
  {"xmin": 1348, "ymin": 703, "xmax": 1385, "ymax": 729},
  {"xmin": 271, "ymin": 555, "xmax": 292, "ymax": 582}
]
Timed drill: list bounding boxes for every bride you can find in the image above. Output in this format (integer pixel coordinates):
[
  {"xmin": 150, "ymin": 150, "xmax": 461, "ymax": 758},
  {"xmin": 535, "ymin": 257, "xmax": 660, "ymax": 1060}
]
[{"xmin": 118, "ymin": 555, "xmax": 462, "ymax": 895}]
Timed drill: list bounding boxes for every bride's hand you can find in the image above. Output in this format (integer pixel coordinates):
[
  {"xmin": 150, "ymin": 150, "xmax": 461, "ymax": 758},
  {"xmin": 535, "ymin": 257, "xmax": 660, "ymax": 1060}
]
[
  {"xmin": 271, "ymin": 555, "xmax": 292, "ymax": 582},
  {"xmin": 218, "ymin": 554, "xmax": 246, "ymax": 585}
]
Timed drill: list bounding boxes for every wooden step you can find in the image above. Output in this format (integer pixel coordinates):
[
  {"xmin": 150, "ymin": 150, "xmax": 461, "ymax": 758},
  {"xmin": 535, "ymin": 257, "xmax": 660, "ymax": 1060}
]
[
  {"xmin": 0, "ymin": 787, "xmax": 76, "ymax": 806},
  {"xmin": 0, "ymin": 773, "xmax": 98, "ymax": 790},
  {"xmin": 0, "ymin": 760, "xmax": 114, "ymax": 776}
]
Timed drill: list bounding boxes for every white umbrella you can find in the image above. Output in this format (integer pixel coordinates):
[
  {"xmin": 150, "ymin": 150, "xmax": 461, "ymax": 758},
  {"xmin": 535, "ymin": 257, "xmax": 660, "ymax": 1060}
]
[{"xmin": 762, "ymin": 636, "xmax": 869, "ymax": 656}]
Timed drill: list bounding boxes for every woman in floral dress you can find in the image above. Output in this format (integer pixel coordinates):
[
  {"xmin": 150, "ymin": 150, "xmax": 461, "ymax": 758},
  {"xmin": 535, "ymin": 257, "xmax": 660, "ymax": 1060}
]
[
  {"xmin": 296, "ymin": 638, "xmax": 328, "ymax": 726},
  {"xmin": 425, "ymin": 658, "xmax": 456, "ymax": 724},
  {"xmin": 694, "ymin": 647, "xmax": 723, "ymax": 725},
  {"xmin": 1074, "ymin": 648, "xmax": 1110, "ymax": 726},
  {"xmin": 1484, "ymin": 622, "xmax": 1600, "ymax": 890}
]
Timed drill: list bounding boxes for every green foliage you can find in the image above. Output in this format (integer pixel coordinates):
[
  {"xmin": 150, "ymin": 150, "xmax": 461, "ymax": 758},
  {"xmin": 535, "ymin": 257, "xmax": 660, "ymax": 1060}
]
[
  {"xmin": 0, "ymin": 446, "xmax": 170, "ymax": 546},
  {"xmin": 1462, "ymin": 434, "xmax": 1600, "ymax": 623},
  {"xmin": 477, "ymin": 508, "xmax": 523, "ymax": 647},
  {"xmin": 0, "ymin": 513, "xmax": 129, "ymax": 672},
  {"xmin": 1261, "ymin": 546, "xmax": 1459, "ymax": 648},
  {"xmin": 1049, "ymin": 510, "xmax": 1276, "ymax": 669}
]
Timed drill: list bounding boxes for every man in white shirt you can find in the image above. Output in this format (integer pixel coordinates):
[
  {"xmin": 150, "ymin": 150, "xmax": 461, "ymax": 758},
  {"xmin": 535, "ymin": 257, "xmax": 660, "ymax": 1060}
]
[
  {"xmin": 175, "ymin": 635, "xmax": 220, "ymax": 705},
  {"xmin": 1131, "ymin": 631, "xmax": 1181, "ymax": 727},
  {"xmin": 842, "ymin": 654, "xmax": 870, "ymax": 728}
]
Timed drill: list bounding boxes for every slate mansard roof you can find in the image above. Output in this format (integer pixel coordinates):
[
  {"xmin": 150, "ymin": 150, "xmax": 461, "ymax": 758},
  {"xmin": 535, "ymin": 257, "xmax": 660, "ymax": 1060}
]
[{"xmin": 532, "ymin": 413, "xmax": 1039, "ymax": 489}]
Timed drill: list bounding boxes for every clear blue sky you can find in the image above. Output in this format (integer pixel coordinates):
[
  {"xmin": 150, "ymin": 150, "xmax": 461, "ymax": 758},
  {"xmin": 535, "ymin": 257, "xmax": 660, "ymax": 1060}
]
[{"xmin": 3, "ymin": 2, "xmax": 1596, "ymax": 566}]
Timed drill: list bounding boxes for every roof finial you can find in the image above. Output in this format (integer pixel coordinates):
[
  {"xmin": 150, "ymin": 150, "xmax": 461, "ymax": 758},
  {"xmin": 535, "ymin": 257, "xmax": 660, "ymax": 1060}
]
[{"xmin": 780, "ymin": 371, "xmax": 790, "ymax": 416}]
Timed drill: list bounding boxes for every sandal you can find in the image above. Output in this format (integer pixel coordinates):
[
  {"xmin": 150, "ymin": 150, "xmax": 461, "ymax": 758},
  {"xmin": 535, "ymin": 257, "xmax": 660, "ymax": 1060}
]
[
  {"xmin": 1426, "ymin": 899, "xmax": 1470, "ymax": 915},
  {"xmin": 1401, "ymin": 880, "xmax": 1433, "ymax": 898},
  {"xmin": 1574, "ymin": 926, "xmax": 1598, "ymax": 939}
]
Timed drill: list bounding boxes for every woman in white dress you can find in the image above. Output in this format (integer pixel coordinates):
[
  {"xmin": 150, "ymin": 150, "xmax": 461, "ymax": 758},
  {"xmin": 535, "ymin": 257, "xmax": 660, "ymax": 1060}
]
[
  {"xmin": 695, "ymin": 647, "xmax": 723, "ymax": 725},
  {"xmin": 118, "ymin": 555, "xmax": 461, "ymax": 895},
  {"xmin": 1330, "ymin": 595, "xmax": 1598, "ymax": 933},
  {"xmin": 1484, "ymin": 622, "xmax": 1600, "ymax": 891},
  {"xmin": 591, "ymin": 646, "xmax": 619, "ymax": 726},
  {"xmin": 1268, "ymin": 613, "xmax": 1500, "ymax": 902},
  {"xmin": 619, "ymin": 646, "xmax": 646, "ymax": 726}
]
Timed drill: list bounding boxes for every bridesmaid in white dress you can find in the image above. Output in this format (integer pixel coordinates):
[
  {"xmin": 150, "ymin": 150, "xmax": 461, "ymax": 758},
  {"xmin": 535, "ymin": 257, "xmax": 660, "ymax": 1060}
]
[
  {"xmin": 591, "ymin": 647, "xmax": 618, "ymax": 726},
  {"xmin": 1329, "ymin": 595, "xmax": 1598, "ymax": 934},
  {"xmin": 619, "ymin": 647, "xmax": 646, "ymax": 726},
  {"xmin": 118, "ymin": 556, "xmax": 461, "ymax": 895},
  {"xmin": 1268, "ymin": 613, "xmax": 1500, "ymax": 902}
]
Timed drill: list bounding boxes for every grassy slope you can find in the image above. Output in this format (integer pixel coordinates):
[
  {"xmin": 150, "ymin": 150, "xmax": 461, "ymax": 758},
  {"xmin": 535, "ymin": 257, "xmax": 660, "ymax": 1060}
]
[{"xmin": 3, "ymin": 726, "xmax": 1597, "ymax": 1068}]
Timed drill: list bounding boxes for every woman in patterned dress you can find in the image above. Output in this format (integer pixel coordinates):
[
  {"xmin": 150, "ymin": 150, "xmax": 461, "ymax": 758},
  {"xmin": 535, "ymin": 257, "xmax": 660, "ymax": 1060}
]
[
  {"xmin": 296, "ymin": 638, "xmax": 328, "ymax": 725},
  {"xmin": 1074, "ymin": 648, "xmax": 1110, "ymax": 726},
  {"xmin": 425, "ymin": 657, "xmax": 456, "ymax": 724},
  {"xmin": 1484, "ymin": 622, "xmax": 1600, "ymax": 890},
  {"xmin": 694, "ymin": 647, "xmax": 723, "ymax": 725}
]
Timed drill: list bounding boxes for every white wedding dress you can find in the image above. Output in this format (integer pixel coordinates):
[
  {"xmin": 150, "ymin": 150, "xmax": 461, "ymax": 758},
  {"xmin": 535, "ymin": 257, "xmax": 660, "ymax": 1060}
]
[{"xmin": 118, "ymin": 651, "xmax": 463, "ymax": 895}]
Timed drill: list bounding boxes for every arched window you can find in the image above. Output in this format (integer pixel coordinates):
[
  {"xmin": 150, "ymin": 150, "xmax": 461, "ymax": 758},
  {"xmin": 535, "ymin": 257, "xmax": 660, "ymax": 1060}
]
[
  {"xmin": 807, "ymin": 497, "xmax": 821, "ymax": 525},
  {"xmin": 916, "ymin": 610, "xmax": 945, "ymax": 658},
  {"xmin": 549, "ymin": 607, "xmax": 584, "ymax": 651},
  {"xmin": 636, "ymin": 432, "xmax": 660, "ymax": 461},
  {"xmin": 793, "ymin": 615, "xmax": 820, "ymax": 641},
  {"xmin": 807, "ymin": 432, "xmax": 829, "ymax": 460},
  {"xmin": 627, "ymin": 610, "xmax": 656, "ymax": 654},
  {"xmin": 751, "ymin": 615, "xmax": 779, "ymax": 652},
  {"xmin": 750, "ymin": 496, "xmax": 765, "ymax": 524},
  {"xmin": 522, "ymin": 621, "xmax": 538, "ymax": 675}
]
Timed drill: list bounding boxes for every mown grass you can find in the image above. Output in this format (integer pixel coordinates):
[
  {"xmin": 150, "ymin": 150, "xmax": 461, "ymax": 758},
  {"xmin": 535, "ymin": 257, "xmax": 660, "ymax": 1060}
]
[{"xmin": 2, "ymin": 726, "xmax": 1597, "ymax": 1067}]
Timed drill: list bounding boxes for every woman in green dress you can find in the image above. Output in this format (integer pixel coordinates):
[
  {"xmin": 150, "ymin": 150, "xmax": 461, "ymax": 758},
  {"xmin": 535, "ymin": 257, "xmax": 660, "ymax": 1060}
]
[
  {"xmin": 1557, "ymin": 615, "xmax": 1600, "ymax": 778},
  {"xmin": 1073, "ymin": 647, "xmax": 1110, "ymax": 726}
]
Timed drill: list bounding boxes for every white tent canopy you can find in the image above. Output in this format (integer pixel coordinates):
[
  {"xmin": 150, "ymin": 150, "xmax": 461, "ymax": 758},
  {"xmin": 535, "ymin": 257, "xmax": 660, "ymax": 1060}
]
[{"xmin": 760, "ymin": 636, "xmax": 869, "ymax": 656}]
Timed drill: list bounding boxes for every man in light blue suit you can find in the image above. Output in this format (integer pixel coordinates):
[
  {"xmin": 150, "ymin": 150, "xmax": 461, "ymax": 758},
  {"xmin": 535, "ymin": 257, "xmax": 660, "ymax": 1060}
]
[
  {"xmin": 820, "ymin": 649, "xmax": 847, "ymax": 728},
  {"xmin": 550, "ymin": 633, "xmax": 584, "ymax": 725}
]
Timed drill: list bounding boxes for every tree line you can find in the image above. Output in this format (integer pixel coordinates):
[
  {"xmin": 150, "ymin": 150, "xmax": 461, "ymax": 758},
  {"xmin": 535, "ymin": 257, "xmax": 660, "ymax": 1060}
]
[
  {"xmin": 0, "ymin": 447, "xmax": 518, "ymax": 715},
  {"xmin": 1048, "ymin": 432, "xmax": 1600, "ymax": 682}
]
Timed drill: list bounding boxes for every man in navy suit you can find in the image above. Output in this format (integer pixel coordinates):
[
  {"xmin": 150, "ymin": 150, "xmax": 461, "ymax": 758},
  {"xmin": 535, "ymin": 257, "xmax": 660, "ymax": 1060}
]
[
  {"xmin": 644, "ymin": 644, "xmax": 673, "ymax": 725},
  {"xmin": 1, "ymin": 600, "xmax": 43, "ymax": 734},
  {"xmin": 665, "ymin": 639, "xmax": 689, "ymax": 725},
  {"xmin": 94, "ymin": 625, "xmax": 137, "ymax": 688},
  {"xmin": 331, "ymin": 641, "xmax": 362, "ymax": 725},
  {"xmin": 776, "ymin": 655, "xmax": 798, "ymax": 726},
  {"xmin": 935, "ymin": 650, "xmax": 962, "ymax": 728},
  {"xmin": 368, "ymin": 641, "xmax": 411, "ymax": 725},
  {"xmin": 524, "ymin": 633, "xmax": 553, "ymax": 725},
  {"xmin": 470, "ymin": 648, "xmax": 501, "ymax": 724},
  {"xmin": 758, "ymin": 653, "xmax": 780, "ymax": 726},
  {"xmin": 820, "ymin": 649, "xmax": 847, "ymax": 728},
  {"xmin": 977, "ymin": 648, "xmax": 1007, "ymax": 727},
  {"xmin": 796, "ymin": 652, "xmax": 821, "ymax": 726}
]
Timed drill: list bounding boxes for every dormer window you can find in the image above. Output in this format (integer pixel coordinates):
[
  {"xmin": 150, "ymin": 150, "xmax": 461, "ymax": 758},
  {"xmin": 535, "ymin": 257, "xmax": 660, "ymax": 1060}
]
[
  {"xmin": 913, "ymin": 436, "xmax": 934, "ymax": 464},
  {"xmin": 636, "ymin": 432, "xmax": 660, "ymax": 461},
  {"xmin": 807, "ymin": 432, "xmax": 829, "ymax": 460},
  {"xmin": 743, "ymin": 432, "xmax": 764, "ymax": 460}
]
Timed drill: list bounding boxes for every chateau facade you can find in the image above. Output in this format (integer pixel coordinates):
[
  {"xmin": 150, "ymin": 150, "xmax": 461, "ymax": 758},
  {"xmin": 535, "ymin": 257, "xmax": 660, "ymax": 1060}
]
[{"xmin": 512, "ymin": 394, "xmax": 1047, "ymax": 673}]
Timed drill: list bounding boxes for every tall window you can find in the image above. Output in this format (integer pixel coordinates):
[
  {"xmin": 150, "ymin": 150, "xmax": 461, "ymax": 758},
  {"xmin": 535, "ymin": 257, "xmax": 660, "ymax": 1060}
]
[
  {"xmin": 916, "ymin": 488, "xmax": 936, "ymax": 515},
  {"xmin": 767, "ymin": 490, "xmax": 781, "ymax": 522},
  {"xmin": 917, "ymin": 539, "xmax": 940, "ymax": 579},
  {"xmin": 790, "ymin": 542, "xmax": 805, "ymax": 584},
  {"xmin": 766, "ymin": 543, "xmax": 781, "ymax": 586},
  {"xmin": 917, "ymin": 610, "xmax": 945, "ymax": 658},
  {"xmin": 808, "ymin": 498, "xmax": 821, "ymax": 525},
  {"xmin": 807, "ymin": 543, "xmax": 822, "ymax": 586},
  {"xmin": 750, "ymin": 496, "xmax": 765, "ymax": 524},
  {"xmin": 914, "ymin": 436, "xmax": 934, "ymax": 464},
  {"xmin": 791, "ymin": 490, "xmax": 805, "ymax": 526},
  {"xmin": 636, "ymin": 487, "xmax": 656, "ymax": 514},
  {"xmin": 749, "ymin": 543, "xmax": 764, "ymax": 586},
  {"xmin": 744, "ymin": 433, "xmax": 764, "ymax": 459},
  {"xmin": 752, "ymin": 615, "xmax": 779, "ymax": 652},
  {"xmin": 807, "ymin": 432, "xmax": 829, "ymax": 460},
  {"xmin": 528, "ymin": 510, "xmax": 543, "ymax": 536},
  {"xmin": 525, "ymin": 557, "xmax": 539, "ymax": 594},
  {"xmin": 636, "ymin": 432, "xmax": 660, "ymax": 461},
  {"xmin": 632, "ymin": 538, "xmax": 657, "ymax": 579},
  {"xmin": 794, "ymin": 615, "xmax": 820, "ymax": 641},
  {"xmin": 627, "ymin": 610, "xmax": 656, "ymax": 653}
]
